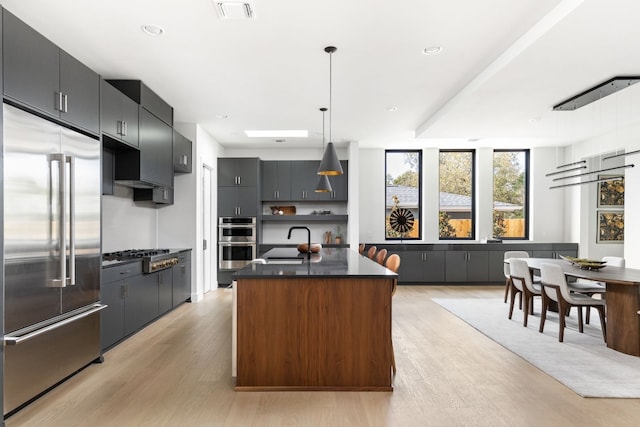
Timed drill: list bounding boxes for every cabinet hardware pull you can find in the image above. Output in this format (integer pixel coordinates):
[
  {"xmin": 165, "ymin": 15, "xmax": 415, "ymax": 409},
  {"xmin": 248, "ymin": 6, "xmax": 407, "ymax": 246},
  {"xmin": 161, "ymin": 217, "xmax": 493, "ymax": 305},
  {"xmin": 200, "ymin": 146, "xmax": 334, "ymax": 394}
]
[
  {"xmin": 117, "ymin": 120, "xmax": 122, "ymax": 135},
  {"xmin": 122, "ymin": 121, "xmax": 127, "ymax": 136},
  {"xmin": 63, "ymin": 94, "xmax": 68, "ymax": 113},
  {"xmin": 3, "ymin": 304, "xmax": 107, "ymax": 346}
]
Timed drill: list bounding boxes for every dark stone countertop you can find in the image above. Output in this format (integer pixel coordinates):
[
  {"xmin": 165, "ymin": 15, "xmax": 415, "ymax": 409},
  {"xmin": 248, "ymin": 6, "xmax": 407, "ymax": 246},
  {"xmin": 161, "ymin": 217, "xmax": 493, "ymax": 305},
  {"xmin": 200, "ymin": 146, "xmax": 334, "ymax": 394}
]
[{"xmin": 233, "ymin": 248, "xmax": 397, "ymax": 279}]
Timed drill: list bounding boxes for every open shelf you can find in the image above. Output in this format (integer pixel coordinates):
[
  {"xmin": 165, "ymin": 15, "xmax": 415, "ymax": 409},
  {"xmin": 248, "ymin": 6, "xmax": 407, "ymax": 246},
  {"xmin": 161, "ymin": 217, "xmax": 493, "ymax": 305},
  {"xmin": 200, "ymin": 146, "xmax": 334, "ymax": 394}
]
[{"xmin": 262, "ymin": 214, "xmax": 348, "ymax": 222}]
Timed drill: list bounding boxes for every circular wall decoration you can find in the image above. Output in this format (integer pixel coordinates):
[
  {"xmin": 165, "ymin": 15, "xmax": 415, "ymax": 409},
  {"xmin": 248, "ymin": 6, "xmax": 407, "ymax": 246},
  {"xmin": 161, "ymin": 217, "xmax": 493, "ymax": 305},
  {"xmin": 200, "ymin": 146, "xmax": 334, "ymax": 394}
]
[{"xmin": 389, "ymin": 208, "xmax": 415, "ymax": 233}]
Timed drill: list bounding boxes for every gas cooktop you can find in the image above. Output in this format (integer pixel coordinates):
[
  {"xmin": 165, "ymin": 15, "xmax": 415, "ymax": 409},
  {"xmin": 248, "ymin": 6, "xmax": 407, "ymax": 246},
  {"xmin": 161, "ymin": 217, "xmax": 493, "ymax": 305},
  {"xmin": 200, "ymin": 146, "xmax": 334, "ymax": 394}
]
[{"xmin": 102, "ymin": 249, "xmax": 171, "ymax": 261}]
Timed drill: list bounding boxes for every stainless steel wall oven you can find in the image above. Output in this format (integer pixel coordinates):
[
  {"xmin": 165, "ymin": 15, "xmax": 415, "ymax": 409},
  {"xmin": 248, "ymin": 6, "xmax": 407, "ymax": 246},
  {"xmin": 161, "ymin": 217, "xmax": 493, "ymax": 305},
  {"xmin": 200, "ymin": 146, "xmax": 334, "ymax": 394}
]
[{"xmin": 218, "ymin": 217, "xmax": 256, "ymax": 270}]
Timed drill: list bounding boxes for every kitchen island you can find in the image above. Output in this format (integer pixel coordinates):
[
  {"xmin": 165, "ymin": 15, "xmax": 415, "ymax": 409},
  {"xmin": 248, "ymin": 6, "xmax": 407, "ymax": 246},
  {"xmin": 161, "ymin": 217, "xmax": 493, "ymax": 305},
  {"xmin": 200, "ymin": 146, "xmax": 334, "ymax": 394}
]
[{"xmin": 232, "ymin": 248, "xmax": 397, "ymax": 391}]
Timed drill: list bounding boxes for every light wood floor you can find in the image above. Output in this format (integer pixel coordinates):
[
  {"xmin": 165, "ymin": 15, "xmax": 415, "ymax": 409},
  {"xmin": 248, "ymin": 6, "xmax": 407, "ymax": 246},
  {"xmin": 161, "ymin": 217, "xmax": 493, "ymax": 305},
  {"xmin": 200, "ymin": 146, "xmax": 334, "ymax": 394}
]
[{"xmin": 6, "ymin": 286, "xmax": 640, "ymax": 426}]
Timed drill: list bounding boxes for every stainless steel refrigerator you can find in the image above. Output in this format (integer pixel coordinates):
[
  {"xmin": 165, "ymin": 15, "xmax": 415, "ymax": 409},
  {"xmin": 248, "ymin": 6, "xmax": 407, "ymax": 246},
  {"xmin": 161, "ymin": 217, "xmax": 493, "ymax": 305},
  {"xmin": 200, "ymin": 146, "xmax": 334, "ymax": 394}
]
[{"xmin": 2, "ymin": 103, "xmax": 105, "ymax": 414}]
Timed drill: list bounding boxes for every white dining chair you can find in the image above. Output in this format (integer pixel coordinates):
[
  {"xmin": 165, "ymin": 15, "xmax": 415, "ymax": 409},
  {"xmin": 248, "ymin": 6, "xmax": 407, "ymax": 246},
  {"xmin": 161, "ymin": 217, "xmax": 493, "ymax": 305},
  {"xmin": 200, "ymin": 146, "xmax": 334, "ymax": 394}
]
[
  {"xmin": 508, "ymin": 258, "xmax": 542, "ymax": 327},
  {"xmin": 503, "ymin": 251, "xmax": 530, "ymax": 304},
  {"xmin": 539, "ymin": 263, "xmax": 607, "ymax": 343}
]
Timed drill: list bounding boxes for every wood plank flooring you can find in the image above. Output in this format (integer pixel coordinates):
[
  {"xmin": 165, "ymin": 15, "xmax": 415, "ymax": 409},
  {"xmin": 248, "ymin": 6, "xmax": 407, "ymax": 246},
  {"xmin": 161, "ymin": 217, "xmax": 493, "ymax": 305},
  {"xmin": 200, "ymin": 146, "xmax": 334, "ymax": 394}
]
[{"xmin": 6, "ymin": 285, "xmax": 640, "ymax": 426}]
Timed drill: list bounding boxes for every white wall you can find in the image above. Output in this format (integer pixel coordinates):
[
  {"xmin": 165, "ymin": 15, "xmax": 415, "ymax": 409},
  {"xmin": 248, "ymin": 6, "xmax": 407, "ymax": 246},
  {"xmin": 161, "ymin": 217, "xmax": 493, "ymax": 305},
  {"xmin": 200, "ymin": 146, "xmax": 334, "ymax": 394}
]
[
  {"xmin": 193, "ymin": 125, "xmax": 224, "ymax": 299},
  {"xmin": 101, "ymin": 186, "xmax": 158, "ymax": 252},
  {"xmin": 564, "ymin": 124, "xmax": 639, "ymax": 264}
]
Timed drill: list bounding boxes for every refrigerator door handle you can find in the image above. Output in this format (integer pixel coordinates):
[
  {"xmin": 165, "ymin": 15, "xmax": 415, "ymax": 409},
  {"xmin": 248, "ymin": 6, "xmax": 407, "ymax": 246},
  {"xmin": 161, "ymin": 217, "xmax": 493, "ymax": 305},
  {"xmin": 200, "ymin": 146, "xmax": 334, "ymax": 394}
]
[
  {"xmin": 3, "ymin": 304, "xmax": 107, "ymax": 346},
  {"xmin": 67, "ymin": 155, "xmax": 76, "ymax": 286},
  {"xmin": 48, "ymin": 153, "xmax": 67, "ymax": 287}
]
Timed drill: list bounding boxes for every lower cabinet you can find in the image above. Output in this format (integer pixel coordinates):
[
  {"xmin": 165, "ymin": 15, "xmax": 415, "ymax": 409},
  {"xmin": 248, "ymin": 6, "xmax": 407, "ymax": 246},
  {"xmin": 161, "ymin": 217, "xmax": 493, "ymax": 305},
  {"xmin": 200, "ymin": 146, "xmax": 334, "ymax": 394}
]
[
  {"xmin": 398, "ymin": 250, "xmax": 445, "ymax": 283},
  {"xmin": 124, "ymin": 273, "xmax": 158, "ymax": 336},
  {"xmin": 445, "ymin": 251, "xmax": 488, "ymax": 283},
  {"xmin": 101, "ymin": 254, "xmax": 191, "ymax": 351},
  {"xmin": 172, "ymin": 251, "xmax": 191, "ymax": 306},
  {"xmin": 368, "ymin": 243, "xmax": 578, "ymax": 286}
]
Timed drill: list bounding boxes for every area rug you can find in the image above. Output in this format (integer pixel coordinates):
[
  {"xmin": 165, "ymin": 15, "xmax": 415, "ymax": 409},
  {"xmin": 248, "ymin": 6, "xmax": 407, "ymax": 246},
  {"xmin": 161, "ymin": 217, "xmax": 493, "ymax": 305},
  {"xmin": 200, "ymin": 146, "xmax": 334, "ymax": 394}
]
[{"xmin": 432, "ymin": 297, "xmax": 640, "ymax": 398}]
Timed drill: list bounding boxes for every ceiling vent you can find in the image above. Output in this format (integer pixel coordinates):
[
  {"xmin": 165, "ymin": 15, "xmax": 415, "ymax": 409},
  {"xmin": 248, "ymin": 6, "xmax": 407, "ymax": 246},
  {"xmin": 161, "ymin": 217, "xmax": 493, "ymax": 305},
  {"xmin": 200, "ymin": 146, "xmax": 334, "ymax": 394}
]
[{"xmin": 215, "ymin": 2, "xmax": 255, "ymax": 19}]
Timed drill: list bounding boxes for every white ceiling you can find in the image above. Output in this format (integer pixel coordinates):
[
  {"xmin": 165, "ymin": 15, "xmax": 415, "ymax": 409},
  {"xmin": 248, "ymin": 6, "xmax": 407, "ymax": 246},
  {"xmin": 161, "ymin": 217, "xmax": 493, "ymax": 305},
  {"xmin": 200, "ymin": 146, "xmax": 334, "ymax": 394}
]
[{"xmin": 3, "ymin": 0, "xmax": 640, "ymax": 150}]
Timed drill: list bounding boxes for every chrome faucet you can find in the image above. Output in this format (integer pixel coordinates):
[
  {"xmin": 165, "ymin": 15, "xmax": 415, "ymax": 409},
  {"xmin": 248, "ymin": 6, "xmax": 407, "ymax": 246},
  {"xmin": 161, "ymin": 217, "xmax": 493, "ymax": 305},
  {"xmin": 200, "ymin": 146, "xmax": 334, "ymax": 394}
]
[{"xmin": 287, "ymin": 226, "xmax": 311, "ymax": 258}]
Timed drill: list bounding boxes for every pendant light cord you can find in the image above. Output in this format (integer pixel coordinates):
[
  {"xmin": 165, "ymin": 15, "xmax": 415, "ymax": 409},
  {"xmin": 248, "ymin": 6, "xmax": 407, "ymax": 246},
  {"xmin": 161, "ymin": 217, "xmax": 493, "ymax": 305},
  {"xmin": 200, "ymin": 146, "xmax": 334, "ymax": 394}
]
[{"xmin": 329, "ymin": 50, "xmax": 332, "ymax": 143}]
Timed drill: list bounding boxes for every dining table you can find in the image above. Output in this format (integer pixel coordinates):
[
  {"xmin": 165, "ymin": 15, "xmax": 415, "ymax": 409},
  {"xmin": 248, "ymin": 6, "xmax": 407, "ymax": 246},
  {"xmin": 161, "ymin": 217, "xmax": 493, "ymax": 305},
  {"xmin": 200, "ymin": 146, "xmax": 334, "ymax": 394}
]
[{"xmin": 510, "ymin": 257, "xmax": 640, "ymax": 356}]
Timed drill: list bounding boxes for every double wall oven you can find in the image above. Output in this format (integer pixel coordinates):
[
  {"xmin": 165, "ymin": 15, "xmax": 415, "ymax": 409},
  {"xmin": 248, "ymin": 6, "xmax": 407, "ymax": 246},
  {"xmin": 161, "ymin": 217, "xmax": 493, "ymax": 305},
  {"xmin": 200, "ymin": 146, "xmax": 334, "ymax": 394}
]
[{"xmin": 218, "ymin": 217, "xmax": 256, "ymax": 270}]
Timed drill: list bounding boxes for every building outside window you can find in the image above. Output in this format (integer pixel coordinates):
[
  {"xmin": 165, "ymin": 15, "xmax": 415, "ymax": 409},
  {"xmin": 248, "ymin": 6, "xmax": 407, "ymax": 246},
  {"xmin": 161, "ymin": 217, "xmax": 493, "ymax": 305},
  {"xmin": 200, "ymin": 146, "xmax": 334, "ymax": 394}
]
[
  {"xmin": 385, "ymin": 150, "xmax": 421, "ymax": 240},
  {"xmin": 493, "ymin": 149, "xmax": 529, "ymax": 239},
  {"xmin": 439, "ymin": 150, "xmax": 475, "ymax": 239}
]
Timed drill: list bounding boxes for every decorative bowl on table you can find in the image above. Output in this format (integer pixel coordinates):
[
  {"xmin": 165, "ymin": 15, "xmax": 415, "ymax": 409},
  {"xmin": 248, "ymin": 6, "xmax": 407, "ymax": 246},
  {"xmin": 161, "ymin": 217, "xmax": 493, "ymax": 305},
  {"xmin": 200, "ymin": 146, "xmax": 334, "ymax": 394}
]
[
  {"xmin": 297, "ymin": 243, "xmax": 322, "ymax": 253},
  {"xmin": 560, "ymin": 255, "xmax": 607, "ymax": 270}
]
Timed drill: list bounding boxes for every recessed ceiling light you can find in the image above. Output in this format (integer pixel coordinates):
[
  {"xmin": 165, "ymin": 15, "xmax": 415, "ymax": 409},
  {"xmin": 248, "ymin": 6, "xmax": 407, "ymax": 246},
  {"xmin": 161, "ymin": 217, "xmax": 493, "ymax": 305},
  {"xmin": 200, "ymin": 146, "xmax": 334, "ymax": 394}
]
[
  {"xmin": 422, "ymin": 46, "xmax": 443, "ymax": 55},
  {"xmin": 274, "ymin": 139, "xmax": 286, "ymax": 143},
  {"xmin": 141, "ymin": 24, "xmax": 164, "ymax": 36},
  {"xmin": 528, "ymin": 116, "xmax": 543, "ymax": 123},
  {"xmin": 244, "ymin": 130, "xmax": 308, "ymax": 138},
  {"xmin": 384, "ymin": 106, "xmax": 398, "ymax": 112},
  {"xmin": 468, "ymin": 138, "xmax": 480, "ymax": 142},
  {"xmin": 216, "ymin": 114, "xmax": 229, "ymax": 119}
]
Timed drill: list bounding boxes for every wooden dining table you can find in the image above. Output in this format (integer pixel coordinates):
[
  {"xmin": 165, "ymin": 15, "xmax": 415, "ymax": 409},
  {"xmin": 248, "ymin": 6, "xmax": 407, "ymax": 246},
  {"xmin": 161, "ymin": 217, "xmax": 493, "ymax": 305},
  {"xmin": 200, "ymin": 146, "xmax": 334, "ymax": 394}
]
[{"xmin": 512, "ymin": 258, "xmax": 640, "ymax": 356}]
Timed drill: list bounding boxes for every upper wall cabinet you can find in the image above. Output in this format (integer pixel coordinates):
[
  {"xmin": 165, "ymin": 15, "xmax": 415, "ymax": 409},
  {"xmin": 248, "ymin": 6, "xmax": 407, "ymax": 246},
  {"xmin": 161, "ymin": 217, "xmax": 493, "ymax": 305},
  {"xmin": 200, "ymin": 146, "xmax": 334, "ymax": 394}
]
[
  {"xmin": 115, "ymin": 108, "xmax": 173, "ymax": 188},
  {"xmin": 262, "ymin": 161, "xmax": 291, "ymax": 201},
  {"xmin": 2, "ymin": 10, "xmax": 100, "ymax": 135},
  {"xmin": 106, "ymin": 80, "xmax": 173, "ymax": 127},
  {"xmin": 173, "ymin": 130, "xmax": 192, "ymax": 174},
  {"xmin": 218, "ymin": 158, "xmax": 259, "ymax": 187},
  {"xmin": 285, "ymin": 160, "xmax": 348, "ymax": 202},
  {"xmin": 101, "ymin": 80, "xmax": 139, "ymax": 148}
]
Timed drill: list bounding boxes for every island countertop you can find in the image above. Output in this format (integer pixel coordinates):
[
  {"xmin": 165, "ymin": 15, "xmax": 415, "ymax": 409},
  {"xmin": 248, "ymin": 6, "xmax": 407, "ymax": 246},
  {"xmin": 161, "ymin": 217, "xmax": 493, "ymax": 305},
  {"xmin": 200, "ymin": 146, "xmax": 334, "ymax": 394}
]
[{"xmin": 232, "ymin": 247, "xmax": 397, "ymax": 279}]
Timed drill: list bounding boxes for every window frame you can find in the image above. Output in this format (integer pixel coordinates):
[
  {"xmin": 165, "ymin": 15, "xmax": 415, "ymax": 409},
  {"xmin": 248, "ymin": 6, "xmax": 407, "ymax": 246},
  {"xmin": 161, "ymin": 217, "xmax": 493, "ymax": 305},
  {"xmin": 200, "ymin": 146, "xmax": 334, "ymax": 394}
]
[
  {"xmin": 384, "ymin": 149, "xmax": 422, "ymax": 241},
  {"xmin": 438, "ymin": 149, "xmax": 476, "ymax": 241},
  {"xmin": 492, "ymin": 149, "xmax": 530, "ymax": 241}
]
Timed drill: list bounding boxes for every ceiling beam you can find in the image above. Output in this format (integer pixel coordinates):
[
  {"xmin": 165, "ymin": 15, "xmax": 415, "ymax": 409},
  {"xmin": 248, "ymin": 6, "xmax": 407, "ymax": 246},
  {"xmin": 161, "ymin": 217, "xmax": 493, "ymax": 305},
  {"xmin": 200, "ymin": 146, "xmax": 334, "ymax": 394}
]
[{"xmin": 415, "ymin": 0, "xmax": 585, "ymax": 139}]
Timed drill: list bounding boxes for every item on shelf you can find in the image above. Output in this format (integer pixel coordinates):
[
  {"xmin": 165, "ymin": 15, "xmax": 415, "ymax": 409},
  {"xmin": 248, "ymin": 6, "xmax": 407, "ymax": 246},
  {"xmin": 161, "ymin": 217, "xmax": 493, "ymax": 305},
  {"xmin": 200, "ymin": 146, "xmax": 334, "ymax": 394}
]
[
  {"xmin": 560, "ymin": 255, "xmax": 607, "ymax": 270},
  {"xmin": 311, "ymin": 210, "xmax": 332, "ymax": 215},
  {"xmin": 297, "ymin": 243, "xmax": 322, "ymax": 253},
  {"xmin": 270, "ymin": 205, "xmax": 296, "ymax": 215},
  {"xmin": 324, "ymin": 231, "xmax": 333, "ymax": 244}
]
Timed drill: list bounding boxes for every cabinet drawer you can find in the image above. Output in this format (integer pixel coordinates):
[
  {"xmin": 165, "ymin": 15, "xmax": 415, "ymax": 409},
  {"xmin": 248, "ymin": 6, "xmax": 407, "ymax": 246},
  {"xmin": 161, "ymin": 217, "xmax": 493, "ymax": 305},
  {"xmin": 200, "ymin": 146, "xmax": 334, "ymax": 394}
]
[{"xmin": 102, "ymin": 262, "xmax": 142, "ymax": 283}]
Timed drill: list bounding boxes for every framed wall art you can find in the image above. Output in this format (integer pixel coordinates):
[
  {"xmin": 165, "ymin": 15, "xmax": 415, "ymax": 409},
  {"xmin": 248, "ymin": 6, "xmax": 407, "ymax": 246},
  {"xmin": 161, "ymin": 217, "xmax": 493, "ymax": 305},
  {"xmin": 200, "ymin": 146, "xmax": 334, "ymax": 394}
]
[
  {"xmin": 597, "ymin": 210, "xmax": 624, "ymax": 243},
  {"xmin": 598, "ymin": 175, "xmax": 624, "ymax": 207}
]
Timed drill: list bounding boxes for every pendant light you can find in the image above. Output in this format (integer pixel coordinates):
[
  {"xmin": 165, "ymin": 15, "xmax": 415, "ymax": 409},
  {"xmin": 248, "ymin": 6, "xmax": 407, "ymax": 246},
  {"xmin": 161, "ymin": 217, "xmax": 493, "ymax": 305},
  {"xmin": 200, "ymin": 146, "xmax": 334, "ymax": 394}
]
[
  {"xmin": 318, "ymin": 46, "xmax": 344, "ymax": 176},
  {"xmin": 316, "ymin": 108, "xmax": 333, "ymax": 192}
]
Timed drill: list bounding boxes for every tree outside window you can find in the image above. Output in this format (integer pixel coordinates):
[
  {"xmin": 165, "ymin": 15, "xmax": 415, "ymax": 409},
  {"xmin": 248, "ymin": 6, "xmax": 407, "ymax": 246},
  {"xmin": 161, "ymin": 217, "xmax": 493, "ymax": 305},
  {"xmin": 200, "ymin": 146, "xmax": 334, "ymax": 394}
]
[
  {"xmin": 385, "ymin": 150, "xmax": 421, "ymax": 240},
  {"xmin": 493, "ymin": 150, "xmax": 529, "ymax": 239},
  {"xmin": 439, "ymin": 150, "xmax": 475, "ymax": 239}
]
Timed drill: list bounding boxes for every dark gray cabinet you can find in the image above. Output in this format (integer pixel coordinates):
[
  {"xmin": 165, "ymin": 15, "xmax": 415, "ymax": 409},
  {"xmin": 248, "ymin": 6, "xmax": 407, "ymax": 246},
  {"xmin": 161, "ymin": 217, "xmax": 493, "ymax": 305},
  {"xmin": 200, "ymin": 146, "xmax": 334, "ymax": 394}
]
[
  {"xmin": 3, "ymin": 10, "xmax": 100, "ymax": 134},
  {"xmin": 173, "ymin": 130, "xmax": 192, "ymax": 173},
  {"xmin": 100, "ymin": 279, "xmax": 126, "ymax": 350},
  {"xmin": 290, "ymin": 161, "xmax": 325, "ymax": 201},
  {"xmin": 218, "ymin": 186, "xmax": 258, "ymax": 217},
  {"xmin": 158, "ymin": 269, "xmax": 173, "ymax": 315},
  {"xmin": 289, "ymin": 160, "xmax": 348, "ymax": 201},
  {"xmin": 124, "ymin": 273, "xmax": 158, "ymax": 336},
  {"xmin": 328, "ymin": 161, "xmax": 348, "ymax": 201},
  {"xmin": 101, "ymin": 80, "xmax": 139, "ymax": 148},
  {"xmin": 398, "ymin": 250, "xmax": 445, "ymax": 283},
  {"xmin": 218, "ymin": 158, "xmax": 259, "ymax": 187},
  {"xmin": 445, "ymin": 251, "xmax": 488, "ymax": 282},
  {"xmin": 133, "ymin": 187, "xmax": 174, "ymax": 205},
  {"xmin": 116, "ymin": 108, "xmax": 173, "ymax": 188},
  {"xmin": 218, "ymin": 158, "xmax": 259, "ymax": 217},
  {"xmin": 172, "ymin": 251, "xmax": 191, "ymax": 307},
  {"xmin": 106, "ymin": 79, "xmax": 173, "ymax": 126},
  {"xmin": 262, "ymin": 161, "xmax": 291, "ymax": 201}
]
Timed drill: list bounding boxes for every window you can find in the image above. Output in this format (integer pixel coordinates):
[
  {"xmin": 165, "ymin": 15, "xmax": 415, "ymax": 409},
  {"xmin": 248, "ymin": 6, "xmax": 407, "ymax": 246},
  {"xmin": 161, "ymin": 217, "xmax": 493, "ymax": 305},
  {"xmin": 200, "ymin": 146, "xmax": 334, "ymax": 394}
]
[
  {"xmin": 439, "ymin": 150, "xmax": 475, "ymax": 239},
  {"xmin": 385, "ymin": 150, "xmax": 421, "ymax": 240},
  {"xmin": 493, "ymin": 150, "xmax": 529, "ymax": 240}
]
